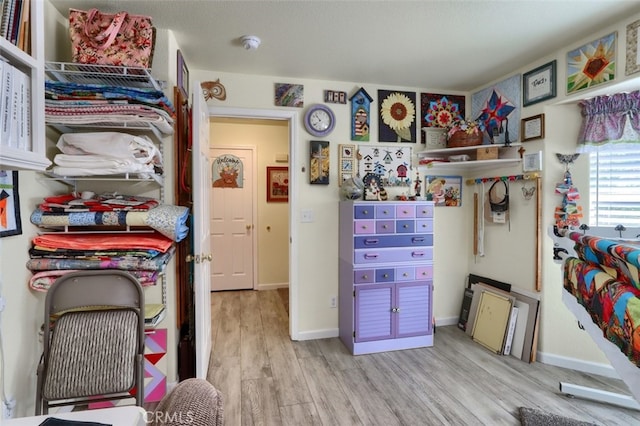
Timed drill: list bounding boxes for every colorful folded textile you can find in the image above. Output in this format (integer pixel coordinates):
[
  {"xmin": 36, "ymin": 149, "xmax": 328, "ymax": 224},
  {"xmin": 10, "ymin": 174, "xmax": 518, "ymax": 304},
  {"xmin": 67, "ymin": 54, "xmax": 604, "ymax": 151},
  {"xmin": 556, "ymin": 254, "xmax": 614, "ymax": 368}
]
[
  {"xmin": 32, "ymin": 232, "xmax": 174, "ymax": 253},
  {"xmin": 29, "ymin": 269, "xmax": 159, "ymax": 292}
]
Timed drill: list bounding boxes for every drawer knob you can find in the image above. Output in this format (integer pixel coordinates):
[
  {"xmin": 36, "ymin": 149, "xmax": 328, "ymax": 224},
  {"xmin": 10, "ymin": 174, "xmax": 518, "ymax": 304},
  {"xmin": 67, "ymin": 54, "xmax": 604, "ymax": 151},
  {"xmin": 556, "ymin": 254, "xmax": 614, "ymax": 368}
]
[
  {"xmin": 383, "ymin": 274, "xmax": 389, "ymax": 278},
  {"xmin": 403, "ymin": 210, "xmax": 408, "ymax": 214},
  {"xmin": 363, "ymin": 210, "xmax": 369, "ymax": 214},
  {"xmin": 361, "ymin": 275, "xmax": 368, "ymax": 279},
  {"xmin": 403, "ymin": 273, "xmax": 408, "ymax": 277},
  {"xmin": 383, "ymin": 210, "xmax": 388, "ymax": 214},
  {"xmin": 361, "ymin": 225, "xmax": 368, "ymax": 230},
  {"xmin": 383, "ymin": 225, "xmax": 388, "ymax": 229},
  {"xmin": 403, "ymin": 224, "xmax": 408, "ymax": 228}
]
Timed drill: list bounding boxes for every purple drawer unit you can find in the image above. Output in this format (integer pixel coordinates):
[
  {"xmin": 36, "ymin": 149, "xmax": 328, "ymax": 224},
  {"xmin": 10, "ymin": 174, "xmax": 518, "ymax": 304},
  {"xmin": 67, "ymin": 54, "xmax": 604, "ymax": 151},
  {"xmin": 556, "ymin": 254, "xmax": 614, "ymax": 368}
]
[
  {"xmin": 375, "ymin": 205, "xmax": 395, "ymax": 219},
  {"xmin": 354, "ymin": 234, "xmax": 432, "ymax": 249},
  {"xmin": 375, "ymin": 220, "xmax": 395, "ymax": 234},
  {"xmin": 354, "ymin": 247, "xmax": 433, "ymax": 264},
  {"xmin": 416, "ymin": 219, "xmax": 433, "ymax": 233},
  {"xmin": 396, "ymin": 220, "xmax": 415, "ymax": 233},
  {"xmin": 354, "ymin": 269, "xmax": 375, "ymax": 284},
  {"xmin": 416, "ymin": 264, "xmax": 433, "ymax": 280},
  {"xmin": 375, "ymin": 268, "xmax": 395, "ymax": 282},
  {"xmin": 396, "ymin": 266, "xmax": 415, "ymax": 281},
  {"xmin": 354, "ymin": 220, "xmax": 375, "ymax": 234},
  {"xmin": 416, "ymin": 204, "xmax": 434, "ymax": 218},
  {"xmin": 354, "ymin": 205, "xmax": 375, "ymax": 219},
  {"xmin": 396, "ymin": 205, "xmax": 415, "ymax": 218}
]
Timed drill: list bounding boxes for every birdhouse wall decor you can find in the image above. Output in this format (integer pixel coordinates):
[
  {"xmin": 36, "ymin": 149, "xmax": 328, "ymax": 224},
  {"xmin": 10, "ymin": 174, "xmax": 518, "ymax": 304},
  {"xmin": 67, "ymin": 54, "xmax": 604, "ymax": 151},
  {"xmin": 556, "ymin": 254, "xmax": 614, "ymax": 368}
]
[{"xmin": 349, "ymin": 87, "xmax": 373, "ymax": 142}]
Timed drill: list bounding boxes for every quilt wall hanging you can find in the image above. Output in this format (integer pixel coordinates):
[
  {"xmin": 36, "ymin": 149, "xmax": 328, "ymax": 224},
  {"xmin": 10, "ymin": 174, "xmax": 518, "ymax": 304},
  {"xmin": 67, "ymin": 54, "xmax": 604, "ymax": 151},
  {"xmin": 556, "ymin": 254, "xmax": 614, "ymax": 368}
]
[
  {"xmin": 357, "ymin": 145, "xmax": 412, "ymax": 188},
  {"xmin": 378, "ymin": 90, "xmax": 416, "ymax": 143},
  {"xmin": 471, "ymin": 74, "xmax": 521, "ymax": 145}
]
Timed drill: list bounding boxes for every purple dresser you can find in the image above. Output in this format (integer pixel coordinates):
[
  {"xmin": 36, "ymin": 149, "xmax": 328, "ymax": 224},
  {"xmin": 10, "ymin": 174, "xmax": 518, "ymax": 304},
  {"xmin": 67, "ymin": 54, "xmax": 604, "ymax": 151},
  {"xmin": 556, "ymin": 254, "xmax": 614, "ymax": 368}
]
[{"xmin": 339, "ymin": 201, "xmax": 434, "ymax": 355}]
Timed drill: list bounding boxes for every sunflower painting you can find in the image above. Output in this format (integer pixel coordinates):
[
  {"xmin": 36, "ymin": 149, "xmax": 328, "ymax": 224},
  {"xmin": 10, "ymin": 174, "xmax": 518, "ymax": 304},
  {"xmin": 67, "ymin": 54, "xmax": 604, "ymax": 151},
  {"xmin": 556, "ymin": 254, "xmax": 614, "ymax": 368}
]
[
  {"xmin": 378, "ymin": 90, "xmax": 416, "ymax": 143},
  {"xmin": 567, "ymin": 32, "xmax": 616, "ymax": 94}
]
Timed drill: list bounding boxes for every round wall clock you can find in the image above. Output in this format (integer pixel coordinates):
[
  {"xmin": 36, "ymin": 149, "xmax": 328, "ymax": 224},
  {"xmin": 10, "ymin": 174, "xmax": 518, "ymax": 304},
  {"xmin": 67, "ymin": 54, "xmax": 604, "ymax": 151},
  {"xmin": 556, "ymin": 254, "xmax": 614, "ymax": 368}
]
[{"xmin": 304, "ymin": 104, "xmax": 336, "ymax": 137}]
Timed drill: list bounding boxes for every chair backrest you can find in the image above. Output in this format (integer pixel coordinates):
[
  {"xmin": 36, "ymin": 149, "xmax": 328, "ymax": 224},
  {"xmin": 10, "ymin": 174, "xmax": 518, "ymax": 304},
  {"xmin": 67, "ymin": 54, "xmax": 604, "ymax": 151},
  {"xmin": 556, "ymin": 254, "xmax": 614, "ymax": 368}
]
[
  {"xmin": 37, "ymin": 270, "xmax": 145, "ymax": 414},
  {"xmin": 152, "ymin": 378, "xmax": 224, "ymax": 426}
]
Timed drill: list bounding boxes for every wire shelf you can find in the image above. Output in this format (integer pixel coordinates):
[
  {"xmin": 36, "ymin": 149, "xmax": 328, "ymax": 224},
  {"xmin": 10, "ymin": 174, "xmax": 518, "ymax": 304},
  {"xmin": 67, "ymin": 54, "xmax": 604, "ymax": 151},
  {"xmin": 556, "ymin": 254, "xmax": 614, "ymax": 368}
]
[{"xmin": 44, "ymin": 62, "xmax": 163, "ymax": 90}]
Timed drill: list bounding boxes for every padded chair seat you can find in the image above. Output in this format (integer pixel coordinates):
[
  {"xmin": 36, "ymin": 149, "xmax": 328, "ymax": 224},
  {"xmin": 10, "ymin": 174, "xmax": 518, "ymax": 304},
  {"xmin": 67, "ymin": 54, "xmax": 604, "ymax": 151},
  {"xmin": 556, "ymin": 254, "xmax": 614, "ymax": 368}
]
[{"xmin": 152, "ymin": 378, "xmax": 224, "ymax": 426}]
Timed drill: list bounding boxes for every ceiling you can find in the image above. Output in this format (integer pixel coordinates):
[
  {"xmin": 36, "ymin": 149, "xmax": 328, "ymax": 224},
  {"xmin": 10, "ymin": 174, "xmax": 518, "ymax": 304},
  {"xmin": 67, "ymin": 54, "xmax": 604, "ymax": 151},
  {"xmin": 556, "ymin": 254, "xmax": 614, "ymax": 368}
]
[{"xmin": 48, "ymin": 0, "xmax": 640, "ymax": 92}]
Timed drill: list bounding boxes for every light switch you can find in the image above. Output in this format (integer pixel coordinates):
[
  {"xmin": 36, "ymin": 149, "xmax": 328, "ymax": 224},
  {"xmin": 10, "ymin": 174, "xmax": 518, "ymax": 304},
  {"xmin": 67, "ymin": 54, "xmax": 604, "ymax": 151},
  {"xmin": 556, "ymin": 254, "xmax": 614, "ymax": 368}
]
[{"xmin": 301, "ymin": 209, "xmax": 314, "ymax": 223}]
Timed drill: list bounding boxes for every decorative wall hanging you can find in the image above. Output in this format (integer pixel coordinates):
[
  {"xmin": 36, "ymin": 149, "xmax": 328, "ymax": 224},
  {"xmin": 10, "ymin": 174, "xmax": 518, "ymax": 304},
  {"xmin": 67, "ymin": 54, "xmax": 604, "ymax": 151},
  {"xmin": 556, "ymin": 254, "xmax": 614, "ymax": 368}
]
[
  {"xmin": 425, "ymin": 175, "xmax": 462, "ymax": 207},
  {"xmin": 421, "ymin": 93, "xmax": 465, "ymax": 143},
  {"xmin": 274, "ymin": 83, "xmax": 304, "ymax": 107},
  {"xmin": 626, "ymin": 20, "xmax": 640, "ymax": 75},
  {"xmin": 522, "ymin": 151, "xmax": 543, "ymax": 173},
  {"xmin": 212, "ymin": 154, "xmax": 243, "ymax": 188},
  {"xmin": 378, "ymin": 90, "xmax": 416, "ymax": 143},
  {"xmin": 522, "ymin": 61, "xmax": 556, "ymax": 106},
  {"xmin": 357, "ymin": 145, "xmax": 412, "ymax": 188},
  {"xmin": 267, "ymin": 166, "xmax": 289, "ymax": 202},
  {"xmin": 521, "ymin": 114, "xmax": 545, "ymax": 141},
  {"xmin": 177, "ymin": 50, "xmax": 189, "ymax": 98},
  {"xmin": 338, "ymin": 144, "xmax": 357, "ymax": 186},
  {"xmin": 0, "ymin": 170, "xmax": 22, "ymax": 237},
  {"xmin": 310, "ymin": 140, "xmax": 330, "ymax": 185},
  {"xmin": 201, "ymin": 79, "xmax": 227, "ymax": 101},
  {"xmin": 567, "ymin": 32, "xmax": 616, "ymax": 94},
  {"xmin": 324, "ymin": 90, "xmax": 347, "ymax": 104},
  {"xmin": 471, "ymin": 74, "xmax": 521, "ymax": 145},
  {"xmin": 363, "ymin": 173, "xmax": 388, "ymax": 201},
  {"xmin": 349, "ymin": 87, "xmax": 373, "ymax": 142},
  {"xmin": 554, "ymin": 154, "xmax": 582, "ymax": 228}
]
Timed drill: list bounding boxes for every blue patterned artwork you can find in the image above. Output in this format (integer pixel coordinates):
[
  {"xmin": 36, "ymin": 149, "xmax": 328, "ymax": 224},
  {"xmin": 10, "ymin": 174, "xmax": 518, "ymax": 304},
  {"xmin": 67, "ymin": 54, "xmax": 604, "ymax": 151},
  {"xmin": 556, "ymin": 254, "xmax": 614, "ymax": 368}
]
[
  {"xmin": 349, "ymin": 87, "xmax": 373, "ymax": 141},
  {"xmin": 471, "ymin": 74, "xmax": 521, "ymax": 145}
]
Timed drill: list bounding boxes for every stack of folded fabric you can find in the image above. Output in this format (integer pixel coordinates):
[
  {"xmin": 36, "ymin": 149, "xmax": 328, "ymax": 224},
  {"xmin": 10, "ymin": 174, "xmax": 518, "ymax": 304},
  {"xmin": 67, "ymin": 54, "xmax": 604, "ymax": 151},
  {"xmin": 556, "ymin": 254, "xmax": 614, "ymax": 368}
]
[
  {"xmin": 50, "ymin": 132, "xmax": 164, "ymax": 178},
  {"xmin": 27, "ymin": 232, "xmax": 176, "ymax": 292},
  {"xmin": 45, "ymin": 80, "xmax": 175, "ymax": 135}
]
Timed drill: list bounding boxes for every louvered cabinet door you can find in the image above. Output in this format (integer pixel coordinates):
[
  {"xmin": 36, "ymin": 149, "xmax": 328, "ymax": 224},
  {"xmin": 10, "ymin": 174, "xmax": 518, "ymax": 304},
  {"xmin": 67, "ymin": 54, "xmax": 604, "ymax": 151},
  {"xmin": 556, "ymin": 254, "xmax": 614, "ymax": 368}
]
[
  {"xmin": 354, "ymin": 284, "xmax": 393, "ymax": 342},
  {"xmin": 395, "ymin": 281, "xmax": 432, "ymax": 338}
]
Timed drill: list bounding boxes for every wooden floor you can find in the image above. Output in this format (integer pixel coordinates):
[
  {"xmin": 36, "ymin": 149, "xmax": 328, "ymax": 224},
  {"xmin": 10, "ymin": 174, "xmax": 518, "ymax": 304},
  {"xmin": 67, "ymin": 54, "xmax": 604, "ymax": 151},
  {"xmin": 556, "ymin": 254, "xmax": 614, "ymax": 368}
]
[{"xmin": 207, "ymin": 290, "xmax": 640, "ymax": 426}]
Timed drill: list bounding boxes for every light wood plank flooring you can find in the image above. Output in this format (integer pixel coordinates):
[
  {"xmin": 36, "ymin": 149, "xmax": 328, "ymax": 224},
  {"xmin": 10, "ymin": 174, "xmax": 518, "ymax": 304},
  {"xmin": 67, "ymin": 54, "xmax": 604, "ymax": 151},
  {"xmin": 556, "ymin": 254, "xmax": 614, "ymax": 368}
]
[{"xmin": 207, "ymin": 290, "xmax": 640, "ymax": 425}]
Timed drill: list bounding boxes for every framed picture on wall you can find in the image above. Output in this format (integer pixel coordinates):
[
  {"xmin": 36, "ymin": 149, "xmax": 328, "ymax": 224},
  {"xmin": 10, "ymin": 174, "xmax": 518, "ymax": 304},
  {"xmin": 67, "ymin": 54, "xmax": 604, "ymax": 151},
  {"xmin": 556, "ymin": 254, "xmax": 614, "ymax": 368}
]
[
  {"xmin": 177, "ymin": 50, "xmax": 189, "ymax": 98},
  {"xmin": 267, "ymin": 167, "xmax": 289, "ymax": 202},
  {"xmin": 0, "ymin": 170, "xmax": 22, "ymax": 237},
  {"xmin": 522, "ymin": 60, "xmax": 556, "ymax": 106}
]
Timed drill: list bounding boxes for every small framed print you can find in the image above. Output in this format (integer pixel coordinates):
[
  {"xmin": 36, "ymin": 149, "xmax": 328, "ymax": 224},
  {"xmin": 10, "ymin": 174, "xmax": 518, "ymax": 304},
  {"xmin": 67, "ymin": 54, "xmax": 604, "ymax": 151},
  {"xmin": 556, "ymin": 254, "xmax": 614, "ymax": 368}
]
[
  {"xmin": 177, "ymin": 50, "xmax": 189, "ymax": 98},
  {"xmin": 523, "ymin": 60, "xmax": 556, "ymax": 106},
  {"xmin": 267, "ymin": 167, "xmax": 289, "ymax": 202},
  {"xmin": 523, "ymin": 151, "xmax": 543, "ymax": 173},
  {"xmin": 521, "ymin": 114, "xmax": 545, "ymax": 142}
]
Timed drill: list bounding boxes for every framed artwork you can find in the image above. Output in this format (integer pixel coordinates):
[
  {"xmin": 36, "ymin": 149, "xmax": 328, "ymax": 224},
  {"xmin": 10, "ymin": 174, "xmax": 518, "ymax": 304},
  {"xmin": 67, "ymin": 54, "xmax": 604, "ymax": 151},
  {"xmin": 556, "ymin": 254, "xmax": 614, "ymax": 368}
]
[
  {"xmin": 378, "ymin": 90, "xmax": 416, "ymax": 143},
  {"xmin": 420, "ymin": 93, "xmax": 465, "ymax": 143},
  {"xmin": 471, "ymin": 74, "xmax": 520, "ymax": 145},
  {"xmin": 567, "ymin": 32, "xmax": 617, "ymax": 94},
  {"xmin": 324, "ymin": 90, "xmax": 347, "ymax": 104},
  {"xmin": 177, "ymin": 50, "xmax": 189, "ymax": 98},
  {"xmin": 212, "ymin": 154, "xmax": 243, "ymax": 188},
  {"xmin": 0, "ymin": 170, "xmax": 22, "ymax": 237},
  {"xmin": 522, "ymin": 60, "xmax": 556, "ymax": 106},
  {"xmin": 310, "ymin": 140, "xmax": 330, "ymax": 184},
  {"xmin": 521, "ymin": 114, "xmax": 545, "ymax": 142},
  {"xmin": 523, "ymin": 151, "xmax": 543, "ymax": 173},
  {"xmin": 425, "ymin": 175, "xmax": 462, "ymax": 207},
  {"xmin": 266, "ymin": 167, "xmax": 289, "ymax": 202},
  {"xmin": 357, "ymin": 145, "xmax": 412, "ymax": 188},
  {"xmin": 626, "ymin": 19, "xmax": 640, "ymax": 76},
  {"xmin": 338, "ymin": 144, "xmax": 356, "ymax": 186},
  {"xmin": 275, "ymin": 83, "xmax": 304, "ymax": 107}
]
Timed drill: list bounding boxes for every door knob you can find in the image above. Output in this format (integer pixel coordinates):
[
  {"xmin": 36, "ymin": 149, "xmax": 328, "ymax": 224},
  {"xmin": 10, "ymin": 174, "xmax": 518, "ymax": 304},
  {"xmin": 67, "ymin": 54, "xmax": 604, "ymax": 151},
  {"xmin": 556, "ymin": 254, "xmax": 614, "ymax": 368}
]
[
  {"xmin": 185, "ymin": 254, "xmax": 194, "ymax": 263},
  {"xmin": 246, "ymin": 225, "xmax": 251, "ymax": 230}
]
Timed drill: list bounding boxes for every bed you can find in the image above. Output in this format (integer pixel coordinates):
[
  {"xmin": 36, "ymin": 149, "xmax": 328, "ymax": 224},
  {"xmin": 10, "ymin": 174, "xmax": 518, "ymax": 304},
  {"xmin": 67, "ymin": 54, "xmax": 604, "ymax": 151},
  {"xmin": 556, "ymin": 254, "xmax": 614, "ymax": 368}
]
[{"xmin": 551, "ymin": 226, "xmax": 640, "ymax": 408}]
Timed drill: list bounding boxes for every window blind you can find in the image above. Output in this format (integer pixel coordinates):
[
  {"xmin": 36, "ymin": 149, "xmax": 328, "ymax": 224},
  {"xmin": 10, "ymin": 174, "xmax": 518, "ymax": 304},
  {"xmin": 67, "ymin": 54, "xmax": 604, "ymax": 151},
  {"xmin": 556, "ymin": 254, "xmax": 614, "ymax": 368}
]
[{"xmin": 589, "ymin": 144, "xmax": 640, "ymax": 227}]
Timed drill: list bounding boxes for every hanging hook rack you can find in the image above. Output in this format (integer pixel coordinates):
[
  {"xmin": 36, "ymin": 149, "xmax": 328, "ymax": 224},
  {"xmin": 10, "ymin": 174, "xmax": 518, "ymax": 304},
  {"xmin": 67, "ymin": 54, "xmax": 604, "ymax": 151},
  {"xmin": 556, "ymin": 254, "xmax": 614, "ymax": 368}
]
[{"xmin": 465, "ymin": 172, "xmax": 540, "ymax": 185}]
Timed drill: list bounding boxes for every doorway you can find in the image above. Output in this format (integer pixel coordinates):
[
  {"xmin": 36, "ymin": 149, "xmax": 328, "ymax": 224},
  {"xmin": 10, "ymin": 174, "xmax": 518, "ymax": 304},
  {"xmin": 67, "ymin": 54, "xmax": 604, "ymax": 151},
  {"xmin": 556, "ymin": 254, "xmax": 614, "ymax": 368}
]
[{"xmin": 207, "ymin": 107, "xmax": 300, "ymax": 339}]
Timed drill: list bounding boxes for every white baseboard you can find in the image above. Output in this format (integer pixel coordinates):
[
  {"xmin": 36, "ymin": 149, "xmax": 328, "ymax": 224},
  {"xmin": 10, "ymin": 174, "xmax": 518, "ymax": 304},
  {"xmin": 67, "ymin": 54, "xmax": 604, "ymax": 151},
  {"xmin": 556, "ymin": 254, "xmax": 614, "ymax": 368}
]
[
  {"xmin": 257, "ymin": 282, "xmax": 289, "ymax": 291},
  {"xmin": 293, "ymin": 328, "xmax": 339, "ymax": 341},
  {"xmin": 435, "ymin": 316, "xmax": 458, "ymax": 327},
  {"xmin": 536, "ymin": 351, "xmax": 619, "ymax": 379}
]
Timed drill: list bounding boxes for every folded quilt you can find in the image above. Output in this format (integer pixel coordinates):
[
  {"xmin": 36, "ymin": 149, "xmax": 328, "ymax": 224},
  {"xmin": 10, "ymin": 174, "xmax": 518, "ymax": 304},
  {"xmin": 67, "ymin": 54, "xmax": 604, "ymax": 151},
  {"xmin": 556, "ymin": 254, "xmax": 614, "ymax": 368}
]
[
  {"xmin": 32, "ymin": 232, "xmax": 174, "ymax": 252},
  {"xmin": 29, "ymin": 269, "xmax": 159, "ymax": 292},
  {"xmin": 26, "ymin": 246, "xmax": 175, "ymax": 272},
  {"xmin": 56, "ymin": 132, "xmax": 163, "ymax": 165},
  {"xmin": 31, "ymin": 204, "xmax": 189, "ymax": 242},
  {"xmin": 39, "ymin": 193, "xmax": 159, "ymax": 213}
]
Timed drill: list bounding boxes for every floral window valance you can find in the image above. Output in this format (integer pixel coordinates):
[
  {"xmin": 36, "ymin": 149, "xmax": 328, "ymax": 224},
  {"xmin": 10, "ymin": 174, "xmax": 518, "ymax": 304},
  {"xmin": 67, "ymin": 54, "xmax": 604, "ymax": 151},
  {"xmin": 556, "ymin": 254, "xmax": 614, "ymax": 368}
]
[{"xmin": 578, "ymin": 90, "xmax": 640, "ymax": 150}]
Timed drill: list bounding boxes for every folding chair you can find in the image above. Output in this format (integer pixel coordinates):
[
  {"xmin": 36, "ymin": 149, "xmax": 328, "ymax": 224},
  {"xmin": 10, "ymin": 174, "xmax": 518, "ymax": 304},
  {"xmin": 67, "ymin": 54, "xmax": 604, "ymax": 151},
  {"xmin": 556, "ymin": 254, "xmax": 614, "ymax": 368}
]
[{"xmin": 35, "ymin": 270, "xmax": 145, "ymax": 415}]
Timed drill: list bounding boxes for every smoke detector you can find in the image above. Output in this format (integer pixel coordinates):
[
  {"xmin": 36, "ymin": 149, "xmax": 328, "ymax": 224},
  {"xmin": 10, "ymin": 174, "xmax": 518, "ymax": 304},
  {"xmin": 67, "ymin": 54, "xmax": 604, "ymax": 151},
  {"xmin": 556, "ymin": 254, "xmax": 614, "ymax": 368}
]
[{"xmin": 240, "ymin": 35, "xmax": 261, "ymax": 51}]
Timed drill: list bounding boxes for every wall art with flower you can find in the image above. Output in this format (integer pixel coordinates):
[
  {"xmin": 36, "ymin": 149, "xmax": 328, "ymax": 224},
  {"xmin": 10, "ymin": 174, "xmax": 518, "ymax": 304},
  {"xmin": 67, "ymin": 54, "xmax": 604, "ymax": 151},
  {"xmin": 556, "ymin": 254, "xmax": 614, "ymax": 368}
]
[
  {"xmin": 471, "ymin": 74, "xmax": 521, "ymax": 145},
  {"xmin": 425, "ymin": 175, "xmax": 462, "ymax": 207},
  {"xmin": 567, "ymin": 31, "xmax": 616, "ymax": 94},
  {"xmin": 378, "ymin": 90, "xmax": 416, "ymax": 143},
  {"xmin": 420, "ymin": 93, "xmax": 465, "ymax": 142}
]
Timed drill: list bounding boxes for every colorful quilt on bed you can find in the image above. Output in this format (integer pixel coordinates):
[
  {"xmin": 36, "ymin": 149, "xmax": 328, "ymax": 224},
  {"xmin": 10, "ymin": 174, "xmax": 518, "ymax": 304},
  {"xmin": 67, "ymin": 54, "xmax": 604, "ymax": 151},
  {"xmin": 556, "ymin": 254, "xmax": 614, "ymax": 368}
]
[{"xmin": 563, "ymin": 233, "xmax": 640, "ymax": 367}]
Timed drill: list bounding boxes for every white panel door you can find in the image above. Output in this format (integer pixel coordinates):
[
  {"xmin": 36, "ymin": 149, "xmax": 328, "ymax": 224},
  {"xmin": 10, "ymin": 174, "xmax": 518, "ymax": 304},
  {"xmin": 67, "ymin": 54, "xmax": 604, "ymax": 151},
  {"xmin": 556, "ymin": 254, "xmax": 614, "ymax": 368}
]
[
  {"xmin": 192, "ymin": 83, "xmax": 212, "ymax": 379},
  {"xmin": 209, "ymin": 147, "xmax": 255, "ymax": 291}
]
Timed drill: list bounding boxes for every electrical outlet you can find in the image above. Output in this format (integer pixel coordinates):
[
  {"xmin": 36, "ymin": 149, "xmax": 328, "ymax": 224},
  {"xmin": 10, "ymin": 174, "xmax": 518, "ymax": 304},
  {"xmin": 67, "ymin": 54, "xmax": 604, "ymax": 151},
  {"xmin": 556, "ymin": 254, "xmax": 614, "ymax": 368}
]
[
  {"xmin": 3, "ymin": 397, "xmax": 16, "ymax": 419},
  {"xmin": 330, "ymin": 296, "xmax": 337, "ymax": 308}
]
